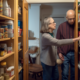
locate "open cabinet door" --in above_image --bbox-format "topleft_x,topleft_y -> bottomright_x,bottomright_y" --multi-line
74,0 -> 78,80
23,0 -> 29,80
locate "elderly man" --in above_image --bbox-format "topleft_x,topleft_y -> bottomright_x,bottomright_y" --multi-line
56,10 -> 75,80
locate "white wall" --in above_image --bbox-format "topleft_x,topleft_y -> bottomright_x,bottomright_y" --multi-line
29,4 -> 41,64
27,0 -> 75,3
29,4 -> 40,47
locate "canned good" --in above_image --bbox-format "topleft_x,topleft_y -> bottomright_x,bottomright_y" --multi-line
1,25 -> 8,38
0,28 -> 4,38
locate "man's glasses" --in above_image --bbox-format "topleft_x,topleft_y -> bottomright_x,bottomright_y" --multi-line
68,18 -> 75,21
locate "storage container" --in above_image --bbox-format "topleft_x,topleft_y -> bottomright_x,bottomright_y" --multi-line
0,48 -> 5,57
0,28 -> 4,38
18,42 -> 21,50
7,47 -> 12,53
6,66 -> 14,77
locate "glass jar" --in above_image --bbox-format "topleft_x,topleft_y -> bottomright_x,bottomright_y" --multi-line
0,48 -> 5,57
0,62 -> 7,74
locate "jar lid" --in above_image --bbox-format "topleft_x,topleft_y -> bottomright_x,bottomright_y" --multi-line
1,62 -> 6,66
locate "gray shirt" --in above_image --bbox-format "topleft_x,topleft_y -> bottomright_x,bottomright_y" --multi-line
40,33 -> 73,66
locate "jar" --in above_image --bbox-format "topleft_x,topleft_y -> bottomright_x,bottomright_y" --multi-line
0,62 -> 7,75
3,73 -> 9,80
78,10 -> 80,22
1,25 -> 8,38
8,25 -> 13,38
0,48 -> 5,57
1,44 -> 7,55
0,28 -> 4,38
0,0 -> 3,14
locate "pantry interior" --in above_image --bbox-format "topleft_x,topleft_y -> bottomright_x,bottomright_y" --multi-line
0,0 -> 80,80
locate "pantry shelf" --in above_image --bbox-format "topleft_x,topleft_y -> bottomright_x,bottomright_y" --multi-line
9,75 -> 15,80
0,14 -> 14,20
18,12 -> 21,15
18,67 -> 23,73
29,37 -> 37,40
0,38 -> 14,41
19,49 -> 22,52
0,52 -> 14,61
18,36 -> 22,37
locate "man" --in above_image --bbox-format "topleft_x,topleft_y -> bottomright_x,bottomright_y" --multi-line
56,10 -> 75,80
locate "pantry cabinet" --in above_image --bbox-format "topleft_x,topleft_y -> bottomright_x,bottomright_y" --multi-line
0,0 -> 29,80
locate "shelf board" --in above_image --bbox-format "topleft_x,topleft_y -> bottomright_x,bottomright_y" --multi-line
18,12 -> 21,15
9,75 -> 15,80
18,67 -> 22,73
0,52 -> 14,61
29,37 -> 37,40
18,36 -> 22,37
18,49 -> 22,52
0,37 -> 14,41
0,14 -> 14,20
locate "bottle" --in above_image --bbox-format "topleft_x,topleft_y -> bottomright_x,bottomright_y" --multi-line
8,5 -> 11,17
3,0 -> 9,17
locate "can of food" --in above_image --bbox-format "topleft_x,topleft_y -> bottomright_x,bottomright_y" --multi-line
1,25 -> 8,38
0,28 -> 4,38
0,48 -> 5,57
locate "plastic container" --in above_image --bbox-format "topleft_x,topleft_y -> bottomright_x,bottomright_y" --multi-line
0,48 -> 5,57
6,66 -> 14,77
0,0 -> 3,14
8,25 -> 13,38
1,44 -> 7,55
18,42 -> 21,50
8,5 -> 11,17
7,47 -> 12,53
0,62 -> 7,74
19,29 -> 22,36
0,76 -> 4,80
0,28 -> 4,38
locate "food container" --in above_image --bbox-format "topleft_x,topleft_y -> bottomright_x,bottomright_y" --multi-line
1,44 -> 7,55
18,42 -> 21,50
0,62 -> 7,74
1,25 -> 8,38
7,47 -> 12,53
0,0 -> 3,14
0,28 -> 4,38
0,76 -> 4,80
6,66 -> 14,77
0,48 -> 5,57
8,25 -> 14,38
19,29 -> 22,36
3,73 -> 9,80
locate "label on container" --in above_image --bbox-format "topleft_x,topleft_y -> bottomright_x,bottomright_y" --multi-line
11,70 -> 14,76
3,8 -> 9,16
8,29 -> 13,33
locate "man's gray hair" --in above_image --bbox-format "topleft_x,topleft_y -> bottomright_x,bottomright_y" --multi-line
40,17 -> 52,33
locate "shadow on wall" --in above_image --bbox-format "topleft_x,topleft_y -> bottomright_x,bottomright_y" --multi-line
40,4 -> 53,21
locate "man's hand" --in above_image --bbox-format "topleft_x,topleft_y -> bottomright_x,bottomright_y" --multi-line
59,53 -> 64,61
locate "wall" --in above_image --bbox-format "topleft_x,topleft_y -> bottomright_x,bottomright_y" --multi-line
27,0 -> 75,3
28,4 -> 41,64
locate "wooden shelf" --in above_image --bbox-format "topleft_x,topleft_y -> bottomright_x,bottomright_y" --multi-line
18,36 -> 22,37
0,14 -> 14,20
28,37 -> 37,40
18,67 -> 22,73
18,12 -> 21,15
0,37 -> 14,41
18,49 -> 22,52
0,52 -> 14,61
9,75 -> 15,80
